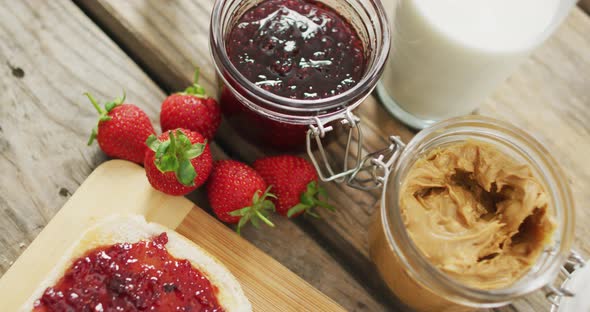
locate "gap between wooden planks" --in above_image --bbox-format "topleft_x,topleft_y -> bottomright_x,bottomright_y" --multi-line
74,1 -> 590,311
580,0 -> 590,14
0,0 -> 388,310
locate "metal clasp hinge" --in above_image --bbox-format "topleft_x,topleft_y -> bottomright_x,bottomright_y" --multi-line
307,109 -> 362,183
306,109 -> 405,190
346,136 -> 405,190
546,250 -> 586,309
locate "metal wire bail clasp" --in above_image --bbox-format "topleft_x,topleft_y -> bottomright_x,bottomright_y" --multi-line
546,250 -> 586,309
306,109 -> 406,190
306,109 -> 362,183
346,136 -> 405,191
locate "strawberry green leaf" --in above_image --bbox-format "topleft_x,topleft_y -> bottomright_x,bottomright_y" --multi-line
236,214 -> 251,235
229,206 -> 250,217
87,127 -> 98,146
176,159 -> 196,186
84,92 -> 126,146
176,132 -> 192,147
255,210 -> 274,227
318,187 -> 328,198
262,200 -> 275,211
287,203 -> 309,218
184,143 -> 205,159
181,68 -> 208,98
149,130 -> 206,186
230,186 -> 276,235
251,216 -> 261,229
288,181 -> 335,218
85,92 -> 104,115
252,190 -> 260,204
155,141 -> 170,159
158,154 -> 179,172
169,130 -> 178,151
104,101 -> 117,112
307,181 -> 317,194
104,92 -> 125,112
301,193 -> 314,206
146,135 -> 159,152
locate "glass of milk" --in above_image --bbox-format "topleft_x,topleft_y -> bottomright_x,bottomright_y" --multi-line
376,0 -> 577,129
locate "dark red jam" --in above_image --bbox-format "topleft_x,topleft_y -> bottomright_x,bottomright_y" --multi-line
219,0 -> 364,150
33,233 -> 224,312
227,0 -> 366,99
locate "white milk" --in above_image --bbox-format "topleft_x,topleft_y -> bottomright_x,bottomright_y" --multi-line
377,0 -> 572,128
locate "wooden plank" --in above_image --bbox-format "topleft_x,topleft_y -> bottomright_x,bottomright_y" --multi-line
75,0 -> 590,310
0,160 -> 344,311
0,1 -> 387,310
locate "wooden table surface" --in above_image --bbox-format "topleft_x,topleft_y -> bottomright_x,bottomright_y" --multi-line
1,1 -> 589,311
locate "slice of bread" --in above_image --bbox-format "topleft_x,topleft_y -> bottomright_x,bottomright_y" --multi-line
20,214 -> 251,312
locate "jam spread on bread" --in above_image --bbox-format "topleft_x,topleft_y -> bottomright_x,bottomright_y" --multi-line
33,233 -> 224,311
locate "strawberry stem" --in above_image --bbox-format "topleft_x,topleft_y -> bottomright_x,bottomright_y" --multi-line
182,68 -> 207,98
286,181 -> 334,218
85,92 -> 124,146
255,211 -> 275,227
194,68 -> 200,84
85,92 -> 104,114
146,130 -> 206,186
230,186 -> 276,234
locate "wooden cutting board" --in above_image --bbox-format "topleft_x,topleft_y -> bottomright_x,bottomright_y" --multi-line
0,160 -> 344,311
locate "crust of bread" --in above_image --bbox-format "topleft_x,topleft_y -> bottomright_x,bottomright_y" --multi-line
20,214 -> 251,312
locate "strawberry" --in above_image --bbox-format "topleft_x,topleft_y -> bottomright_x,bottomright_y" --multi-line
253,155 -> 334,218
144,129 -> 213,196
160,69 -> 221,140
207,160 -> 275,234
85,92 -> 155,164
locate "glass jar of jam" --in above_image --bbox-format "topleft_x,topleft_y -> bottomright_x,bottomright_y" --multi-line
210,0 -> 390,151
366,116 -> 577,311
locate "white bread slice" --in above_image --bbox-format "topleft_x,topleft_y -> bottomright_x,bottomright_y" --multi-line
20,214 -> 252,312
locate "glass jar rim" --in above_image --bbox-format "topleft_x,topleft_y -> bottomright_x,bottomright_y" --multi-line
381,115 -> 575,307
209,0 -> 391,114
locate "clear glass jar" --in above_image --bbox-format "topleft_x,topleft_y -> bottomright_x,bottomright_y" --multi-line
210,0 -> 390,150
369,116 -> 575,311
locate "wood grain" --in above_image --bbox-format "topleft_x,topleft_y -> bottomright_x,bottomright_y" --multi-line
75,0 -> 590,310
0,1 -> 387,310
0,0 -> 161,271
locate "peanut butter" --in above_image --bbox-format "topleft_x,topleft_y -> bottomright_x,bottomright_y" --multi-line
401,141 -> 555,289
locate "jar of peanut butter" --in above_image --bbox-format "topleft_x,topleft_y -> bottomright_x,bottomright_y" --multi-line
362,116 -> 577,311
